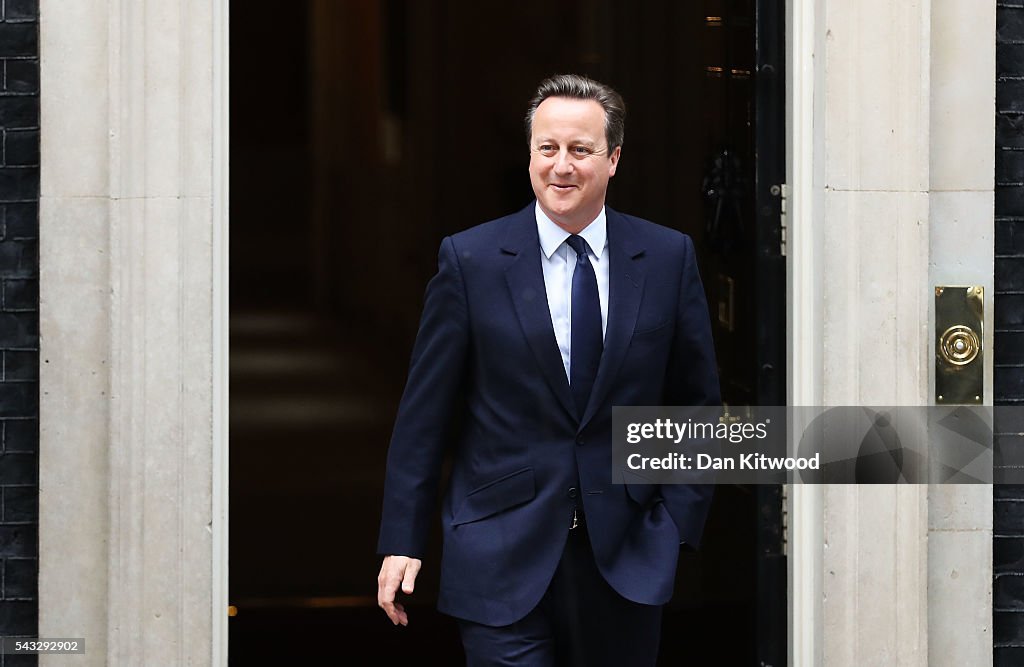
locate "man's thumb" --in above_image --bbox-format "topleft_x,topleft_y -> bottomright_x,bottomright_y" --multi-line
402,561 -> 420,594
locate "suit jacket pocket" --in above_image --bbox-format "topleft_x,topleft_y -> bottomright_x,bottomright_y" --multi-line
631,319 -> 671,343
451,467 -> 535,526
622,469 -> 658,507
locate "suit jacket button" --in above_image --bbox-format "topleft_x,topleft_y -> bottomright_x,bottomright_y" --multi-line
576,436 -> 584,446
568,487 -> 578,499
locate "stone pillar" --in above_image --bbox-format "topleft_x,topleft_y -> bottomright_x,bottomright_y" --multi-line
789,0 -> 994,664
818,1 -> 931,663
926,0 -> 995,664
38,0 -> 227,664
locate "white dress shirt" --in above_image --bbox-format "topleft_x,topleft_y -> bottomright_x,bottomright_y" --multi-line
535,203 -> 610,383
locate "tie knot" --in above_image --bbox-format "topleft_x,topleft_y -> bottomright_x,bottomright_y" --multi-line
566,234 -> 590,260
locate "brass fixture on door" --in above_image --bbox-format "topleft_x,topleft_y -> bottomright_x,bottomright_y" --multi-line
935,286 -> 983,404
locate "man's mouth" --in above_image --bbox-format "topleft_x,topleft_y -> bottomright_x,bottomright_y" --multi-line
550,183 -> 576,191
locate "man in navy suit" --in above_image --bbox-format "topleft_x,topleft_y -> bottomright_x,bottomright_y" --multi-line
377,74 -> 720,665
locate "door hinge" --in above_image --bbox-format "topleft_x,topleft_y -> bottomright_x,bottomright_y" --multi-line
776,183 -> 788,257
780,483 -> 788,556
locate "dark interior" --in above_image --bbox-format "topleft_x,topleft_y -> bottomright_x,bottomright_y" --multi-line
229,1 -> 765,663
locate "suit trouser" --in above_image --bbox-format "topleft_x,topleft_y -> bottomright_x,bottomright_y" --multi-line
455,524 -> 663,667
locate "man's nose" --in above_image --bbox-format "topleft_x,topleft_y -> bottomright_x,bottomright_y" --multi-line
553,150 -> 573,174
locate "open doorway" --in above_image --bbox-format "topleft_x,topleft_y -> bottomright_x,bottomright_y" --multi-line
228,1 -> 784,663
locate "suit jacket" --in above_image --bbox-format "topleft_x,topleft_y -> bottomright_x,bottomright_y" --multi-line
377,202 -> 721,626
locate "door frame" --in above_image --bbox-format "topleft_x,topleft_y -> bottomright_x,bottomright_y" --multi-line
754,0 -> 788,664
34,0 -> 817,663
204,1 -> 811,664
213,0 -> 231,663
786,0 -> 823,664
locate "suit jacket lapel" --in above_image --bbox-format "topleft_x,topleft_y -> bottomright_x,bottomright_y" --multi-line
502,206 -> 577,421
579,208 -> 646,431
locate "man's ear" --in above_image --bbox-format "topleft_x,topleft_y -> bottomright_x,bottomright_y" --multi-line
608,146 -> 622,177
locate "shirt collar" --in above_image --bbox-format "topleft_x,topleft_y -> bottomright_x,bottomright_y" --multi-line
535,202 -> 607,261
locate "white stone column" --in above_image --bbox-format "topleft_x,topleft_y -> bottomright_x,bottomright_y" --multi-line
926,1 -> 995,664
808,3 -> 932,665
789,0 -> 994,664
38,0 -> 227,664
818,3 -> 932,663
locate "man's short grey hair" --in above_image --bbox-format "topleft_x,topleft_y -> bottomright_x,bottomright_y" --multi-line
525,74 -> 626,153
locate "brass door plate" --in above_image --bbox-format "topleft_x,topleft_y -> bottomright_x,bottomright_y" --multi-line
935,286 -> 983,404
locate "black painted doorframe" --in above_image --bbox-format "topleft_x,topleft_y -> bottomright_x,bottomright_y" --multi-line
754,0 -> 787,665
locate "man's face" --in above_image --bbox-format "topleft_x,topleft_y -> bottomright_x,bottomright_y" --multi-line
528,97 -> 621,232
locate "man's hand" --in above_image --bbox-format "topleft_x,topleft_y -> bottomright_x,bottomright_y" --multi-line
377,555 -> 422,626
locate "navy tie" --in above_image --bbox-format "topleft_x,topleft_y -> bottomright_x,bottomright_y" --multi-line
566,234 -> 603,418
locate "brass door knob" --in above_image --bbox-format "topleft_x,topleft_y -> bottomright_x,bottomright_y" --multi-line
938,324 -> 980,366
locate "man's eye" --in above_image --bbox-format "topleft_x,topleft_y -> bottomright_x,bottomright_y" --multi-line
538,145 -> 557,155
572,146 -> 594,157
